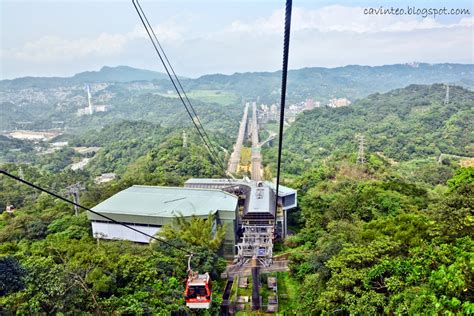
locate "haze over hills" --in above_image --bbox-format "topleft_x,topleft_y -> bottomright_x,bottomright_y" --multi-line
191,63 -> 474,102
1,62 -> 473,132
0,66 -> 171,89
2,63 -> 473,98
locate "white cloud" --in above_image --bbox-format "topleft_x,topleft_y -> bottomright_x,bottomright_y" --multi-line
226,5 -> 472,35
2,22 -> 184,63
1,4 -> 472,78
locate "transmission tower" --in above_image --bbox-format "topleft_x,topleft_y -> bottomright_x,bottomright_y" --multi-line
18,166 -> 25,180
182,130 -> 187,148
357,135 -> 366,164
444,84 -> 449,105
67,183 -> 84,216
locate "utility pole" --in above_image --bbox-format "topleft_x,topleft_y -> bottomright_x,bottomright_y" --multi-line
67,183 -> 84,216
444,84 -> 450,105
357,135 -> 366,165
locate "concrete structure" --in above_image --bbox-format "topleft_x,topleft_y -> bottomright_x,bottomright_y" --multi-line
184,178 -> 297,266
77,85 -> 110,116
228,103 -> 249,174
184,178 -> 296,238
250,102 -> 263,181
87,185 -> 239,258
87,85 -> 93,115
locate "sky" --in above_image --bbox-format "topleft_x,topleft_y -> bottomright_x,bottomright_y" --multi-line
1,0 -> 473,79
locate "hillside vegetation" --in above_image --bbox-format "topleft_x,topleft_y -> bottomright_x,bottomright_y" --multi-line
286,158 -> 473,314
0,76 -> 472,314
265,84 -> 474,174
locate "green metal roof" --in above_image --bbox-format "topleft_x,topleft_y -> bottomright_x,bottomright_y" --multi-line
91,185 -> 238,218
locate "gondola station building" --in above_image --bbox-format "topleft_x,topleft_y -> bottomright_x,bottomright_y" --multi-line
88,185 -> 239,257
87,180 -> 297,259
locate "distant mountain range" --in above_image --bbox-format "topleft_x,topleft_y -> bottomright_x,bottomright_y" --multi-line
2,63 -> 473,103
0,66 -> 171,89
187,63 -> 474,102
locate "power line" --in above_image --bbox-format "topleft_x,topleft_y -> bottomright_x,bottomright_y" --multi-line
135,0 -> 219,161
275,0 -> 292,211
0,169 -> 192,255
132,0 -> 229,176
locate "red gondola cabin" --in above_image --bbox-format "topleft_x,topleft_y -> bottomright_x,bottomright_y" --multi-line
185,272 -> 212,309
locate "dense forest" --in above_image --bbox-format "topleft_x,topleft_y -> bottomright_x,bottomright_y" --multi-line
1,78 -> 473,314
0,131 -> 227,314
264,84 -> 474,175
286,157 -> 473,314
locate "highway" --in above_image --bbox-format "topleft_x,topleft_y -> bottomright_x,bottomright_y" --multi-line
227,101 -> 263,181
250,102 -> 263,181
227,103 -> 249,174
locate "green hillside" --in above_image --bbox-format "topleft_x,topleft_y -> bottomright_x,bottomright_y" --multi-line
265,84 -> 474,174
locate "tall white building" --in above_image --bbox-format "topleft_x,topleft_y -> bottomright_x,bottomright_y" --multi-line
87,85 -> 93,115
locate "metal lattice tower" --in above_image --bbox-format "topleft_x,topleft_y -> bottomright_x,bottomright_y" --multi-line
235,225 -> 274,267
67,183 -> 84,216
444,84 -> 450,105
357,135 -> 366,164
182,130 -> 187,148
18,167 -> 25,180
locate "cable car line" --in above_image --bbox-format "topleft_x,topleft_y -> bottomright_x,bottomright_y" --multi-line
132,0 -> 229,175
134,0 -> 219,166
275,0 -> 292,213
0,169 -> 192,255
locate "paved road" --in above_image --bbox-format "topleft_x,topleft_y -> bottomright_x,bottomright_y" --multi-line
228,103 -> 249,174
250,102 -> 262,181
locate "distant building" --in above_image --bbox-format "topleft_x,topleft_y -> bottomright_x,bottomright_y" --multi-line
95,173 -> 117,184
328,97 -> 351,108
303,99 -> 321,111
269,104 -> 278,120
7,130 -> 60,141
88,185 -> 239,258
43,141 -> 68,154
77,85 -> 110,116
5,205 -> 15,214
94,105 -> 109,112
70,158 -> 90,171
73,147 -> 101,155
51,141 -> 68,148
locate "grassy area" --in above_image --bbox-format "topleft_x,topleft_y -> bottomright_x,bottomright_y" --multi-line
233,272 -> 299,315
236,276 -> 253,315
263,122 -> 289,135
264,122 -> 280,134
240,147 -> 252,165
276,272 -> 299,315
160,89 -> 240,105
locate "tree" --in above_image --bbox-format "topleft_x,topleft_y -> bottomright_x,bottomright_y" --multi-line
159,213 -> 226,251
0,256 -> 25,296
